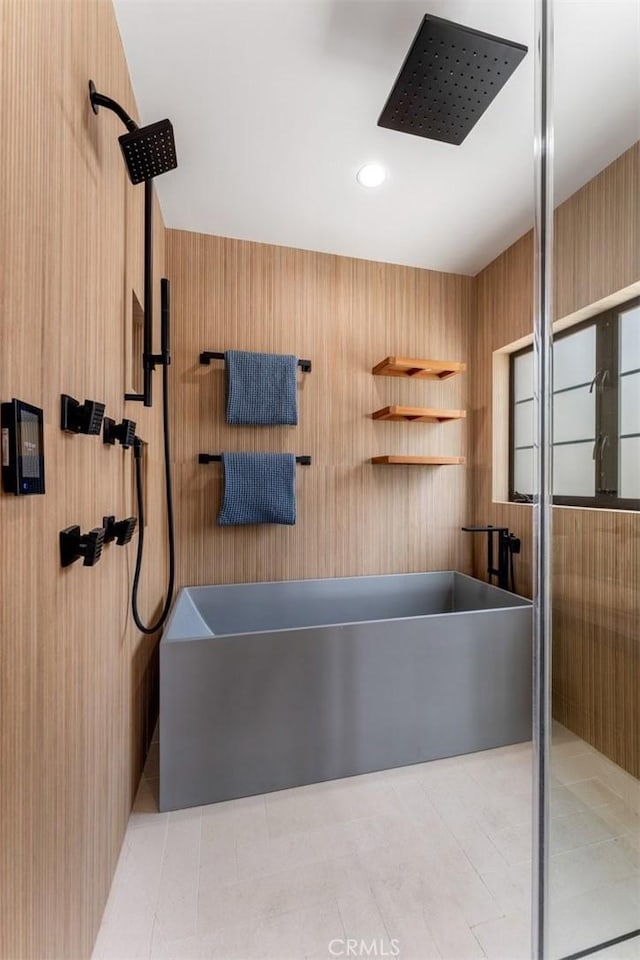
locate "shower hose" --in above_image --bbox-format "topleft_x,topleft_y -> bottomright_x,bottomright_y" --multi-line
131,359 -> 175,635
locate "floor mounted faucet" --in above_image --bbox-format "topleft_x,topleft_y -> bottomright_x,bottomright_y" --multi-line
462,525 -> 521,592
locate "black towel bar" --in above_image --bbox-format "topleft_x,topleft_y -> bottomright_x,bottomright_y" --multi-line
199,351 -> 312,373
199,454 -> 311,465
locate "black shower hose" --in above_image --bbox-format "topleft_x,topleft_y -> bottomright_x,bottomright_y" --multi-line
131,360 -> 175,635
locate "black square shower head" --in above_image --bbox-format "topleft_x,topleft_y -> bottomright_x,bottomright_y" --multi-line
378,15 -> 528,146
118,119 -> 178,184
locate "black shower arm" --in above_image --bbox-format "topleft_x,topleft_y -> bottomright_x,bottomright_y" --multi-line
89,80 -> 154,406
89,81 -> 138,133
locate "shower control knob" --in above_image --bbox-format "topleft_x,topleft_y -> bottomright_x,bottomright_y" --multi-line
60,395 -> 106,435
102,515 -> 137,546
59,525 -> 106,568
103,417 -> 137,449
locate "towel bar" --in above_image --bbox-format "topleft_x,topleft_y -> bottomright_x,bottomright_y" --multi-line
199,351 -> 312,373
199,454 -> 311,465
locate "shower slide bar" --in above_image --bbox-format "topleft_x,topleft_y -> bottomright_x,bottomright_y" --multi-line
198,454 -> 311,465
199,351 -> 312,373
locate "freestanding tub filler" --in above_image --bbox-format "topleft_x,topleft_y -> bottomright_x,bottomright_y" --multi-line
160,571 -> 532,811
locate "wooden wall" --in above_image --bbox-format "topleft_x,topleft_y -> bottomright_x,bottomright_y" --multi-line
471,144 -> 640,776
0,3 -> 167,958
166,231 -> 474,587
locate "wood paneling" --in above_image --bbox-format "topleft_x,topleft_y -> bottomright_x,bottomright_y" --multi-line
554,144 -> 640,321
471,144 -> 640,777
0,3 -> 167,957
166,231 -> 473,588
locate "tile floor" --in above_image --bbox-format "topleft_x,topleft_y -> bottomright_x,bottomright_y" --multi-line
92,723 -> 640,960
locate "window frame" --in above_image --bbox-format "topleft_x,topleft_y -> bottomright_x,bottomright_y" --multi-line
508,298 -> 640,511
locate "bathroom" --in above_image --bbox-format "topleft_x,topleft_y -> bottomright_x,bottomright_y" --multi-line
0,1 -> 638,959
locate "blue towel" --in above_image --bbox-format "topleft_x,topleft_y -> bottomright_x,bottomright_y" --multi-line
225,350 -> 298,425
218,453 -> 296,526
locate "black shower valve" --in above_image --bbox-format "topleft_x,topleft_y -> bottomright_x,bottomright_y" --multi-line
102,515 -> 137,546
103,416 -> 137,449
60,394 -> 105,435
60,525 -> 105,568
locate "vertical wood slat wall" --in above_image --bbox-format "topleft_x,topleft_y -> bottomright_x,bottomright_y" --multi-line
471,143 -> 640,777
0,4 -> 167,958
166,230 -> 474,587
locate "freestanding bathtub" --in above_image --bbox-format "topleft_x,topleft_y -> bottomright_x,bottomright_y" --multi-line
160,571 -> 532,811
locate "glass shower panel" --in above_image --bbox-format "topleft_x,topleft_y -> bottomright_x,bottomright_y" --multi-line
546,0 -> 640,957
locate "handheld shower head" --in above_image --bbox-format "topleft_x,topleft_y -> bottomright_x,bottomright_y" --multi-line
88,80 -> 177,183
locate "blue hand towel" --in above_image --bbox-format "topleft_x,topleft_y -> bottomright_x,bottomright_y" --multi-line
225,350 -> 298,425
218,453 -> 296,526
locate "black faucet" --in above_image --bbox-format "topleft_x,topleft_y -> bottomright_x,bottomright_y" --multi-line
462,525 -> 521,591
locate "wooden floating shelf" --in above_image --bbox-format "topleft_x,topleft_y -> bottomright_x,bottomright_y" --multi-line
371,456 -> 466,466
372,405 -> 466,423
372,356 -> 467,380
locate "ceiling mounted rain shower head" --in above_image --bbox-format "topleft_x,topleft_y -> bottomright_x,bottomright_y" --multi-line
378,15 -> 527,146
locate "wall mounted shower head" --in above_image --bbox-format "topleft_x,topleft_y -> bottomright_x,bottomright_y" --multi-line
88,80 -> 177,183
378,15 -> 527,146
90,80 -> 177,406
118,121 -> 177,185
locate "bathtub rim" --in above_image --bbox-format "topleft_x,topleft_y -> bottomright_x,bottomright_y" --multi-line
162,570 -> 532,644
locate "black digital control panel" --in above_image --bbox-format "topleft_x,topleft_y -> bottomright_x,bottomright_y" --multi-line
1,399 -> 45,495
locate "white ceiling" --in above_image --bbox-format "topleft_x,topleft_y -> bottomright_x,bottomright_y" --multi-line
114,0 -> 640,276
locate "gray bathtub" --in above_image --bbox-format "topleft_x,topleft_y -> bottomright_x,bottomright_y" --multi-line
160,571 -> 532,811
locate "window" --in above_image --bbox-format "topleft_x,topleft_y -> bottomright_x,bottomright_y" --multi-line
509,297 -> 640,510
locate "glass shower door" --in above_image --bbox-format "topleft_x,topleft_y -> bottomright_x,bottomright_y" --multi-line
533,1 -> 640,957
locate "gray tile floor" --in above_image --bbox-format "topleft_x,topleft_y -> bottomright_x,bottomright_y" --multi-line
92,723 -> 640,960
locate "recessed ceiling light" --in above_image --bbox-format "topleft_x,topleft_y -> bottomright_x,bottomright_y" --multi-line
356,162 -> 387,188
